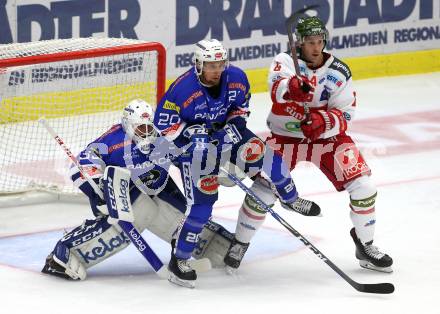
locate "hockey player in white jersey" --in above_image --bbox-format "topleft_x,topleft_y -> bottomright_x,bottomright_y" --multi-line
41,99 -> 234,281
224,16 -> 393,273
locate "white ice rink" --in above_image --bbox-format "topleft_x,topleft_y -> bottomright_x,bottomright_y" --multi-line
1,72 -> 440,314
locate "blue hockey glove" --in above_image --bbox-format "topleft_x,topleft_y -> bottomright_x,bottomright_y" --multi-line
211,123 -> 242,149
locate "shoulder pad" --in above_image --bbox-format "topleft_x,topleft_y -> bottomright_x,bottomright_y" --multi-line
329,58 -> 352,80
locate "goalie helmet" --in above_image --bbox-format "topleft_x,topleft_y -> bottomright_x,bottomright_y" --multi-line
121,99 -> 157,149
295,16 -> 329,44
193,39 -> 228,75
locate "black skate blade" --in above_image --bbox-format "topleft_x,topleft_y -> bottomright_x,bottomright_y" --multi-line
168,273 -> 195,289
357,282 -> 395,294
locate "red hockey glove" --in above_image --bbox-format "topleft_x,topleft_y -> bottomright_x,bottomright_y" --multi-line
300,111 -> 335,141
287,75 -> 314,102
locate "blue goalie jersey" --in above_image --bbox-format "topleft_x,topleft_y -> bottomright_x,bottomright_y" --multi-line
70,124 -> 169,201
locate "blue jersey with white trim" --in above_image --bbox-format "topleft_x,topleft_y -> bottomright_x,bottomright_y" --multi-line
153,65 -> 251,146
71,124 -> 169,198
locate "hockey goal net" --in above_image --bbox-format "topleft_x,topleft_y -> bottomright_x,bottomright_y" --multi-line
0,38 -> 166,197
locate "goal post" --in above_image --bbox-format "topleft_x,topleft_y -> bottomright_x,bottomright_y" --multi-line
0,38 -> 166,199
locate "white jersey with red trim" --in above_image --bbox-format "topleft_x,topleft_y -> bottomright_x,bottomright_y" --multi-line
267,51 -> 356,139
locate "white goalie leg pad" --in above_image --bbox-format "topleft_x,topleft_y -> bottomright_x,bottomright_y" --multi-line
345,175 -> 377,244
130,194 -> 185,242
64,218 -> 131,269
52,242 -> 87,280
192,220 -> 234,268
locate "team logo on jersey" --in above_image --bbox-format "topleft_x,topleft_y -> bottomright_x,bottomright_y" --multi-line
197,175 -> 219,195
239,137 -> 265,163
140,169 -> 161,186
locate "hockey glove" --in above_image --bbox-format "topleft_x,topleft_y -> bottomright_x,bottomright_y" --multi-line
210,123 -> 242,151
287,75 -> 314,102
300,111 -> 335,141
183,124 -> 209,153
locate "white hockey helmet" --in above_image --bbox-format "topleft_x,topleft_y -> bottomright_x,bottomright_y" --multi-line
193,39 -> 228,75
121,99 -> 157,148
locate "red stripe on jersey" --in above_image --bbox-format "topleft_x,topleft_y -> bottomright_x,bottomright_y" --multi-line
162,123 -> 182,137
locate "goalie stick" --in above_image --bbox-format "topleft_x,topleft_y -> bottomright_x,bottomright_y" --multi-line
39,118 -> 211,278
213,160 -> 394,294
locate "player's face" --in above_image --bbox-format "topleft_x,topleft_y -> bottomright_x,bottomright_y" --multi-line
301,35 -> 325,66
200,60 -> 226,86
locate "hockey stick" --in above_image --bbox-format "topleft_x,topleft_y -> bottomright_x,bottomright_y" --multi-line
285,6 -> 319,123
217,165 -> 394,294
39,118 -> 169,278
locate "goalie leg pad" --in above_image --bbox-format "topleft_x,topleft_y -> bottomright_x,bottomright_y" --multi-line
60,217 -> 130,269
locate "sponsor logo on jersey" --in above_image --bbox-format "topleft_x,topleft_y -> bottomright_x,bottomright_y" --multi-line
330,60 -> 351,80
76,231 -> 129,264
239,137 -> 265,163
285,121 -> 301,132
194,107 -> 228,120
183,90 -> 203,108
327,74 -> 342,87
228,82 -> 246,92
163,100 -> 180,113
197,175 -> 219,195
319,77 -> 326,84
195,102 -> 208,110
108,140 -> 131,153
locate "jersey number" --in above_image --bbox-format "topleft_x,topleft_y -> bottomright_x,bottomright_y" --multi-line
157,113 -> 180,126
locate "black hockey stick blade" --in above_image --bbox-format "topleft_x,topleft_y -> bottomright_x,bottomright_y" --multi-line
356,282 -> 395,294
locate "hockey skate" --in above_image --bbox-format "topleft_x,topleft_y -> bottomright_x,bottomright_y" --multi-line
41,253 -> 79,280
280,197 -> 321,216
223,237 -> 250,274
350,228 -> 393,273
168,254 -> 197,289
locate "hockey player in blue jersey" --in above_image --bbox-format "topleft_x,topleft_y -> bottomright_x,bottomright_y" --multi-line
42,99 -> 235,280
154,39 -> 320,288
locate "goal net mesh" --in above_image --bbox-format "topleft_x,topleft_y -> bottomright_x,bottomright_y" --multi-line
0,38 -> 165,195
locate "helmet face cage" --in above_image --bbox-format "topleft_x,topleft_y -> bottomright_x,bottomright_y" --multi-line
121,99 -> 157,148
295,16 -> 329,44
193,39 -> 228,75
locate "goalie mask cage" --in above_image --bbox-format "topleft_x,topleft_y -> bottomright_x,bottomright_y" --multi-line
0,38 -> 166,199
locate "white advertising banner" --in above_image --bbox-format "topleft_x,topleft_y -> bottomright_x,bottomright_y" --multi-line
1,0 -> 440,77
